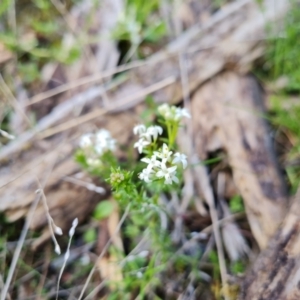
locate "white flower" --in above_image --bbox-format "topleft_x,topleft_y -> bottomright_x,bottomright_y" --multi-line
95,139 -> 115,155
103,137 -> 116,151
133,124 -> 146,136
158,103 -> 191,121
96,129 -> 110,141
175,107 -> 191,120
94,129 -> 116,154
156,163 -> 178,185
147,126 -> 163,141
158,104 -> 176,120
80,133 -> 93,148
164,111 -> 173,120
139,168 -> 154,183
87,158 -> 102,166
141,125 -> 163,142
141,155 -> 161,170
107,139 -> 116,150
172,152 -> 188,169
155,143 -> 172,162
95,142 -> 105,155
134,139 -> 150,153
158,103 -> 170,116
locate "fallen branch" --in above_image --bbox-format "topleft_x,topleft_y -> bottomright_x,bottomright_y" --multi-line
191,71 -> 287,249
240,189 -> 300,300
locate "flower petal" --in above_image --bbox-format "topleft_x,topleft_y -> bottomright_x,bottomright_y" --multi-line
156,171 -> 164,178
168,166 -> 177,173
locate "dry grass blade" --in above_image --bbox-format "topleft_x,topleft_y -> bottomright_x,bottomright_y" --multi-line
191,154 -> 228,299
0,155 -> 57,300
24,60 -> 149,107
39,76 -> 176,139
38,187 -> 63,254
200,212 -> 245,235
217,173 -> 249,262
55,218 -> 78,300
83,280 -> 107,300
0,192 -> 42,300
0,74 -> 32,129
62,176 -> 105,194
78,204 -> 131,300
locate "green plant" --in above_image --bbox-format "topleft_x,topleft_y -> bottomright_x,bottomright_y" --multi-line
258,0 -> 300,195
0,0 -> 81,84
269,96 -> 300,193
229,195 -> 244,214
264,0 -> 300,91
75,102 -> 192,298
112,0 -> 166,60
230,260 -> 246,275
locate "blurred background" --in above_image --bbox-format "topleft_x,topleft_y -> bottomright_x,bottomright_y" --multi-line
1,0 -> 300,299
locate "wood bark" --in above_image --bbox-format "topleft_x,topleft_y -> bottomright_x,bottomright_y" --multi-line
191,71 -> 288,249
239,189 -> 300,300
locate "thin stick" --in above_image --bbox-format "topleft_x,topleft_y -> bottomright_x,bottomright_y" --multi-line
62,176 -> 105,194
178,51 -> 195,210
200,212 -> 245,235
78,204 -> 131,300
0,274 -> 11,300
209,203 -> 228,294
0,160 -> 57,300
83,280 -> 107,300
24,60 -> 149,107
39,76 -> 176,139
0,74 -> 33,129
55,218 -> 78,300
192,156 -> 228,299
36,245 -> 51,300
0,193 -> 41,300
38,187 -> 63,254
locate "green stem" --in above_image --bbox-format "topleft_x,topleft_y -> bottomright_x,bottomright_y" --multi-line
168,122 -> 178,148
166,122 -> 172,147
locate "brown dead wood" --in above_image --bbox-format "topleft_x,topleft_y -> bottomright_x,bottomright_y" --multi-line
239,189 -> 300,300
191,71 -> 288,249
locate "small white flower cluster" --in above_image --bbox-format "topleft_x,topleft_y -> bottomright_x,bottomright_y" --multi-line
80,129 -> 116,154
158,103 -> 191,121
79,129 -> 116,166
139,143 -> 187,185
133,124 -> 163,153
